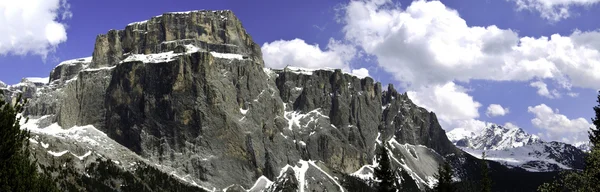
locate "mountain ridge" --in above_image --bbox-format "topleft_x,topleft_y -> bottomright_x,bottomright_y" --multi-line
447,124 -> 540,150
0,9 -> 567,191
447,124 -> 586,172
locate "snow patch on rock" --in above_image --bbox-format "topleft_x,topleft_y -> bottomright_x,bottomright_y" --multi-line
209,52 -> 244,60
72,151 -> 92,160
283,103 -> 329,131
24,77 -> 49,84
56,57 -> 93,67
248,176 -> 273,192
275,160 -> 345,192
280,66 -> 369,79
351,165 -> 374,181
47,150 -> 69,157
240,108 -> 249,115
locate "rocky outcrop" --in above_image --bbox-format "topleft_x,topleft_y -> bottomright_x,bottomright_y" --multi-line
58,67 -> 114,131
382,85 -> 459,156
274,68 -> 382,172
1,79 -> 49,114
23,116 -> 208,192
49,57 -> 92,84
91,10 -> 262,68
102,51 -> 275,187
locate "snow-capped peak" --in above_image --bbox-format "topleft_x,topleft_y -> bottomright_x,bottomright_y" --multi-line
574,142 -> 592,152
448,124 -> 586,172
447,124 -> 540,150
24,77 -> 50,84
446,128 -> 475,143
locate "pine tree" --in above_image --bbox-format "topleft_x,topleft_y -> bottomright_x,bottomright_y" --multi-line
587,91 -> 600,183
0,91 -> 58,192
434,161 -> 455,192
590,91 -> 600,146
480,152 -> 492,192
399,169 -> 420,192
538,91 -> 600,192
374,145 -> 396,192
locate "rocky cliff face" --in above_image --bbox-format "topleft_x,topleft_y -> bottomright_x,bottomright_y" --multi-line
91,10 -> 262,68
381,85 -> 459,156
6,10 -> 561,192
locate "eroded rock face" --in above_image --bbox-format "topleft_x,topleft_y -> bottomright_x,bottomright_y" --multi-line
381,85 -> 459,156
55,66 -> 113,132
94,53 -> 386,188
274,69 -> 382,173
102,52 -> 277,187
49,57 -> 92,83
91,10 -> 262,68
1,79 -> 53,116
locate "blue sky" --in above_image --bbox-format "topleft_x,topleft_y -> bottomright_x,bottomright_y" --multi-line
1,0 -> 600,146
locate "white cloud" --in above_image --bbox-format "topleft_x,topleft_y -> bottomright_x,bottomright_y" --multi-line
449,120 -> 524,135
452,119 -> 493,133
261,38 -> 369,77
511,0 -> 600,21
503,122 -> 521,130
407,82 -> 482,128
351,68 -> 370,78
338,0 -> 600,134
262,38 -> 350,70
0,0 -> 71,59
486,104 -> 510,117
341,0 -> 600,91
530,80 -> 561,98
528,103 -> 592,144
567,92 -> 579,97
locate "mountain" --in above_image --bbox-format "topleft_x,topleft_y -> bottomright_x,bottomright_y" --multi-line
448,124 -> 586,172
1,10 -> 564,191
575,142 -> 592,152
447,124 -> 541,150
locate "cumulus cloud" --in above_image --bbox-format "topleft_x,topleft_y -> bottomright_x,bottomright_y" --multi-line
407,82 -> 482,128
452,119 -> 493,133
528,103 -> 592,144
530,80 -> 561,98
262,38 -> 352,70
503,122 -> 521,130
338,0 -> 600,132
350,68 -> 370,78
261,38 -> 369,77
450,120 -> 524,135
0,0 -> 71,59
511,0 -> 600,21
341,0 -> 600,90
486,104 -> 510,117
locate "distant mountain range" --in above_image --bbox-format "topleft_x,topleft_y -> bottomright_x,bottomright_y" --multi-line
447,124 -> 587,172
